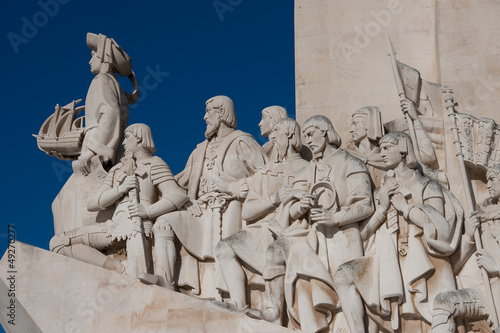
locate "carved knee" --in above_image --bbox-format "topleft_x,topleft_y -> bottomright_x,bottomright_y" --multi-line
215,239 -> 235,261
49,233 -> 71,253
333,263 -> 356,286
153,218 -> 174,241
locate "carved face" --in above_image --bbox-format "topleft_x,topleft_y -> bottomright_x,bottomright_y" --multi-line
487,175 -> 500,201
270,123 -> 289,162
303,126 -> 326,154
350,115 -> 368,144
204,102 -> 221,139
380,141 -> 403,169
123,131 -> 142,154
259,112 -> 273,138
89,51 -> 102,75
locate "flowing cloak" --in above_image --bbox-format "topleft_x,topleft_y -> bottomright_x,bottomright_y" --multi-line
164,129 -> 267,292
268,149 -> 374,332
350,170 -> 463,326
81,72 -> 129,164
454,200 -> 500,320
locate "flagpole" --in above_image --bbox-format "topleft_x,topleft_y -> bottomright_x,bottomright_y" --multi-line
443,87 -> 499,329
387,37 -> 422,161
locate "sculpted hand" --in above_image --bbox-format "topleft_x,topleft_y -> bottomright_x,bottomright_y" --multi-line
118,175 -> 138,196
477,205 -> 500,222
211,177 -> 231,194
464,211 -> 480,240
280,189 -> 305,206
49,150 -> 72,161
400,98 -> 419,121
78,151 -> 95,176
391,192 -> 407,213
310,208 -> 335,226
476,250 -> 500,277
378,178 -> 398,197
298,194 -> 315,215
185,200 -> 203,217
128,202 -> 149,219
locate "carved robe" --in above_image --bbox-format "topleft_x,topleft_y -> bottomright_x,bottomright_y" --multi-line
265,149 -> 374,332
163,129 -> 267,294
352,170 -> 463,330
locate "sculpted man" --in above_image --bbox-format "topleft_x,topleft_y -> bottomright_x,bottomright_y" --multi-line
149,96 -> 268,294
340,132 -> 463,332
49,124 -> 188,276
346,100 -> 438,187
258,105 -> 288,156
257,115 -> 374,332
52,33 -> 140,234
215,118 -> 309,312
78,32 -> 139,174
432,163 -> 500,333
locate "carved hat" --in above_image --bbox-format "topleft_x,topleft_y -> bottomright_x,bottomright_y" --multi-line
86,33 -> 139,105
87,33 -> 133,77
352,106 -> 384,141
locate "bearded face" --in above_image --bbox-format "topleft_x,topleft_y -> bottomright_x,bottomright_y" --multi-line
270,124 -> 290,163
204,103 -> 222,139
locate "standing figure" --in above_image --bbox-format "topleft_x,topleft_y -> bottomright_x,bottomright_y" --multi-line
432,163 -> 500,333
258,105 -> 288,157
52,33 -> 139,234
257,115 -> 374,332
149,96 -> 267,296
78,32 -> 139,174
49,124 -> 188,277
215,118 -> 309,313
341,132 -> 462,332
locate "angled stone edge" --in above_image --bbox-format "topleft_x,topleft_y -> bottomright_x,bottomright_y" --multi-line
0,242 -> 294,333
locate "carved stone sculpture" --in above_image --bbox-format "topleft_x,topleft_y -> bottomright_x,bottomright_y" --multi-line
49,124 -> 189,278
215,118 -> 309,313
341,131 -> 463,332
254,115 -> 374,332
150,96 -> 268,296
258,105 -> 288,157
51,33 -> 139,234
432,163 -> 500,333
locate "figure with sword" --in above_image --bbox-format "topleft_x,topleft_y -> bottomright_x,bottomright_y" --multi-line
49,124 -> 189,277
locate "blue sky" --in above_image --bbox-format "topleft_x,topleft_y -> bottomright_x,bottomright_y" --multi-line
0,0 -> 294,251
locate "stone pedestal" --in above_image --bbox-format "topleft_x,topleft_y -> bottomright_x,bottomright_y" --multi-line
0,242 -> 294,333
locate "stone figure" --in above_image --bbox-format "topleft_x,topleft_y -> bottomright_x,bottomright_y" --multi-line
51,33 -> 140,234
49,124 -> 188,277
432,163 -> 500,333
78,32 -> 139,174
345,100 -> 438,187
258,105 -> 288,157
215,118 -> 309,312
149,96 -> 268,295
255,115 -> 374,332
341,132 -> 463,332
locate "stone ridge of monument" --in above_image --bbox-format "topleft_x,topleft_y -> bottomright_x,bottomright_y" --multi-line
0,242 -> 294,333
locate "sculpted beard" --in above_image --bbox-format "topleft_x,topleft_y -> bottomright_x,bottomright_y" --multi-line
271,139 -> 288,163
205,119 -> 220,139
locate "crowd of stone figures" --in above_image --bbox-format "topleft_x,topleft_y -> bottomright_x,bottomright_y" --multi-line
38,33 -> 500,333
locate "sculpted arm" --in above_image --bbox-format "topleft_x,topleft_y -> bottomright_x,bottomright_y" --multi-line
88,168 -> 136,211
148,180 -> 190,218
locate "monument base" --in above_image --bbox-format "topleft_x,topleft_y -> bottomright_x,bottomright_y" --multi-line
0,242 -> 294,333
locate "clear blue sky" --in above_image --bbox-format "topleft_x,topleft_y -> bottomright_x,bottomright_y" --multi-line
0,0 -> 294,251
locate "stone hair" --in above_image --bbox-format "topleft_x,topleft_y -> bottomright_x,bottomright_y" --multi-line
125,123 -> 156,154
379,131 -> 417,169
487,163 -> 500,179
353,106 -> 384,141
303,115 -> 342,147
273,118 -> 302,151
206,95 -> 237,129
262,106 -> 288,123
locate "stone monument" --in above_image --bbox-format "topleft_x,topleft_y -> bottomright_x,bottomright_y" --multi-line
4,1 -> 500,332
